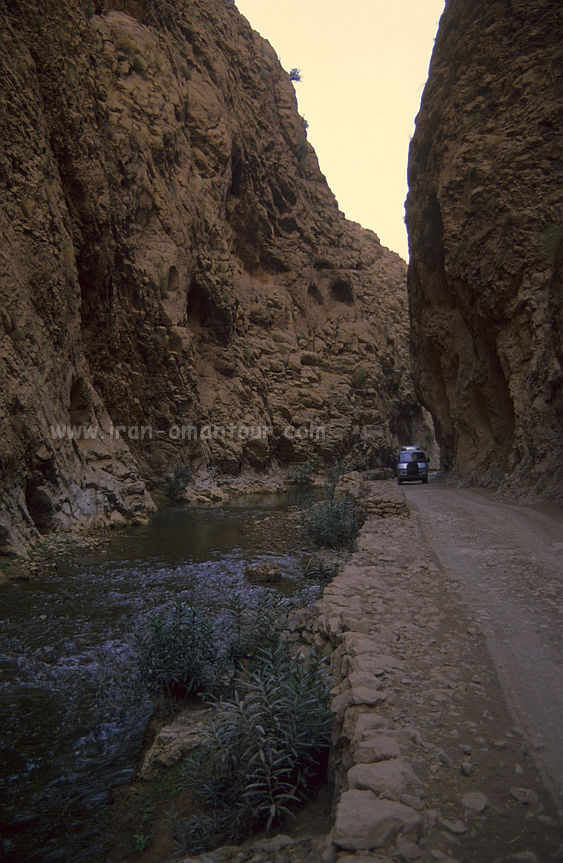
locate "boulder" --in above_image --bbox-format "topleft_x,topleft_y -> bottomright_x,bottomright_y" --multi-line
244,562 -> 282,584
332,789 -> 422,851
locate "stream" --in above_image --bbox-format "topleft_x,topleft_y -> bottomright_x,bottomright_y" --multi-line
0,489 -> 321,862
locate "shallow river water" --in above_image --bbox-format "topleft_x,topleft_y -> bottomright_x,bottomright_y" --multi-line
0,490 -> 319,862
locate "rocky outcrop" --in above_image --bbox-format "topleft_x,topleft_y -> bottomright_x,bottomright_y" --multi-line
0,0 -> 429,553
406,0 -> 562,502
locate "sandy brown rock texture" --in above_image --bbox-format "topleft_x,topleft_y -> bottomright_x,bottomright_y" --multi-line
0,0 -> 430,553
406,0 -> 562,503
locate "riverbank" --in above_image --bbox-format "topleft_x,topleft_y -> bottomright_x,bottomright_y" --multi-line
139,476 -> 561,863
0,467 -> 327,581
0,490 -> 326,862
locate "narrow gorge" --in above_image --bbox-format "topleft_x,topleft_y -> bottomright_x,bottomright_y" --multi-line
1,1 -> 562,862
0,0 -> 430,555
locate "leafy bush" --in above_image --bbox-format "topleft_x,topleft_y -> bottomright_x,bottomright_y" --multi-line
135,601 -> 222,698
541,222 -> 563,266
287,457 -> 320,485
297,141 -> 309,162
324,461 -> 344,500
301,497 -> 357,548
242,345 -> 254,365
351,366 -> 368,389
223,590 -> 289,661
305,552 -> 339,585
166,465 -> 192,499
176,643 -> 332,853
171,810 -> 229,856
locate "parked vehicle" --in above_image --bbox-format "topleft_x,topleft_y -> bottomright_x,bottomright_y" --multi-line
396,446 -> 428,484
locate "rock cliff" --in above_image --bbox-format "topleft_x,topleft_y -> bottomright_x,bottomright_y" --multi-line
406,0 -> 562,502
0,0 -> 428,554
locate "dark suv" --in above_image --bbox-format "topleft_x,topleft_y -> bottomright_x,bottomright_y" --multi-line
396,446 -> 428,484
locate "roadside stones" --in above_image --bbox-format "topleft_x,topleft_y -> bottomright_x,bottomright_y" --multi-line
510,787 -> 539,806
335,855 -> 392,863
312,478 -> 558,863
347,759 -> 422,800
331,672 -> 388,716
494,854 -> 539,863
440,818 -> 468,835
331,790 -> 422,851
353,734 -> 401,764
461,791 -> 487,813
342,708 -> 389,741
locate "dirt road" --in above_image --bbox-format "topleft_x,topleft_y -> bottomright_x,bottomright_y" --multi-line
406,482 -> 563,809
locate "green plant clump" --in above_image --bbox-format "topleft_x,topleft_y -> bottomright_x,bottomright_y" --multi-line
541,222 -> 563,266
297,141 -> 308,163
301,497 -> 357,548
305,552 -> 339,585
166,465 -> 192,499
175,643 -> 332,853
242,345 -> 254,365
223,590 -> 288,661
351,366 -> 368,389
324,461 -> 344,500
135,601 -> 221,698
287,457 -> 319,485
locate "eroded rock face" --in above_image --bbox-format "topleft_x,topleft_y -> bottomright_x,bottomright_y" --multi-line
406,0 -> 562,502
1,0 -> 428,551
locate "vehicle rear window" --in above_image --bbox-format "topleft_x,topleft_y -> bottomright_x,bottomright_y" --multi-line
398,451 -> 426,462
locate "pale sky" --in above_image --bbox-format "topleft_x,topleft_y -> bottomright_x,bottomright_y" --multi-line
234,0 -> 445,261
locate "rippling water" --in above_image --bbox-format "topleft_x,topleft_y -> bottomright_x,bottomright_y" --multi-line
0,490 -> 320,862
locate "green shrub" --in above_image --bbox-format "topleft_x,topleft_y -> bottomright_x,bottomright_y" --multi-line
305,552 -> 339,585
301,497 -> 357,548
541,222 -> 563,266
176,643 -> 332,853
172,811 -> 228,856
135,601 -> 221,698
223,591 -> 288,661
166,465 -> 192,499
351,366 -> 368,389
324,462 -> 344,500
297,141 -> 308,163
287,458 -> 319,485
242,345 -> 254,365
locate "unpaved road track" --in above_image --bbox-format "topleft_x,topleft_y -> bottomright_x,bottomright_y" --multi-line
406,482 -> 563,810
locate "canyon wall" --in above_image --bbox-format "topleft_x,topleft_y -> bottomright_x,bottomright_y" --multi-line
0,0 -> 427,553
406,0 -> 562,502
